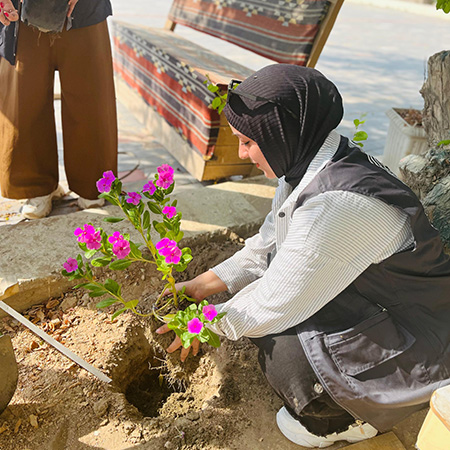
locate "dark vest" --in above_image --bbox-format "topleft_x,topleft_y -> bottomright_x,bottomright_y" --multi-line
296,137 -> 450,432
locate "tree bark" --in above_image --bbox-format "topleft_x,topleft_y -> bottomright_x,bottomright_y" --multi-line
400,50 -> 450,250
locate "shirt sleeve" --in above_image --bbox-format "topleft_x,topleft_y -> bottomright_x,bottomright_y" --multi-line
207,190 -> 413,340
210,180 -> 289,293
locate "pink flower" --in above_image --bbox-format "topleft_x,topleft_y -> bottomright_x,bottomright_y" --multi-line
202,304 -> 218,321
187,317 -> 203,334
143,181 -> 156,195
163,246 -> 182,264
74,224 -> 96,243
156,238 -> 181,264
63,257 -> 78,273
156,238 -> 176,253
126,192 -> 142,206
96,170 -> 115,193
158,164 -> 174,176
162,206 -> 177,219
112,239 -> 131,259
74,224 -> 102,250
108,231 -> 123,244
156,172 -> 173,189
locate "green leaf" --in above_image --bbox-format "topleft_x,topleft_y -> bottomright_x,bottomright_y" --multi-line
353,131 -> 368,141
129,241 -> 142,259
83,283 -> 104,291
147,202 -> 162,214
76,254 -> 84,266
73,282 -> 89,289
124,299 -> 139,309
181,332 -> 196,348
211,97 -> 222,110
205,328 -> 221,348
165,183 -> 175,195
154,222 -> 166,235
96,298 -> 118,309
89,290 -> 108,298
207,84 -> 219,93
103,217 -> 124,223
437,139 -> 450,147
109,259 -> 133,270
143,210 -> 150,229
111,307 -> 127,320
104,278 -> 120,295
91,257 -> 112,267
85,249 -> 98,259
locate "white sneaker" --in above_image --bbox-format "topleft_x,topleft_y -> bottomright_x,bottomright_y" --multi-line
21,185 -> 66,219
78,197 -> 105,209
276,406 -> 378,448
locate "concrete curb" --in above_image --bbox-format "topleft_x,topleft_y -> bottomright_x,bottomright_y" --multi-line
0,176 -> 276,316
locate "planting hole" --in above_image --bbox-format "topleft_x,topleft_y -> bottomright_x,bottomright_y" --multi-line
125,356 -> 185,417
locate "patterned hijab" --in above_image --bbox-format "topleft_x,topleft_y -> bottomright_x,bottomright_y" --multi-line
224,64 -> 343,187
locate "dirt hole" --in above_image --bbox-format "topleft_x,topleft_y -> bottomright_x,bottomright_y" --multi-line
125,354 -> 186,417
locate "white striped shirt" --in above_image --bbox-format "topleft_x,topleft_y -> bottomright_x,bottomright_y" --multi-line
209,131 -> 414,340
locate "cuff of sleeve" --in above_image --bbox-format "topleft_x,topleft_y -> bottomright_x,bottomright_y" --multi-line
211,258 -> 254,294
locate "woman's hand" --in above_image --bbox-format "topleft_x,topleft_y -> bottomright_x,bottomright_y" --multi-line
67,0 -> 78,17
156,324 -> 200,362
0,1 -> 19,27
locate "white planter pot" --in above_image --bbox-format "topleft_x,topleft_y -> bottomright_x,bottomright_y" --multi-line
382,108 -> 428,174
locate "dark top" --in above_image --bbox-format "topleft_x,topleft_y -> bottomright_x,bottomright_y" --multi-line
295,136 -> 450,431
0,0 -> 112,65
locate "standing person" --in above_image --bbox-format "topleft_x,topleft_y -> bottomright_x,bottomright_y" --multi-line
0,0 -> 117,219
157,64 -> 450,447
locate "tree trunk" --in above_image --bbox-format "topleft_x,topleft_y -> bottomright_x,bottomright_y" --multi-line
420,50 -> 450,147
399,50 -> 450,250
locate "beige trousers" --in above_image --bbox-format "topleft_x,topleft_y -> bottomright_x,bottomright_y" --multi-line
0,20 -> 117,200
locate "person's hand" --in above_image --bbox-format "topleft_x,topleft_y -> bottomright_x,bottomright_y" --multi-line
156,323 -> 200,362
0,1 -> 19,27
67,0 -> 78,17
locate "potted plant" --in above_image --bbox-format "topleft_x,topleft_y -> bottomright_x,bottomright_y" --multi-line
0,332 -> 18,415
383,107 -> 428,174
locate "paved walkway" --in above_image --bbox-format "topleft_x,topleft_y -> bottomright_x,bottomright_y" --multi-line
1,0 -> 449,226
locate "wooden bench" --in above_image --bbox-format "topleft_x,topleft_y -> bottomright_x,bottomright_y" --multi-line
112,0 -> 343,181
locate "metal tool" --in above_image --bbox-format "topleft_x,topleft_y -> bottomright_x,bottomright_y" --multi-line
0,281 -> 111,384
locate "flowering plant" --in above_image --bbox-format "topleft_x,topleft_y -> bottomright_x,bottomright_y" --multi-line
62,165 -> 225,348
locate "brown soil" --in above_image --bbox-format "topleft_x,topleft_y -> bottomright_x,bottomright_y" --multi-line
0,236 -> 424,450
394,108 -> 423,127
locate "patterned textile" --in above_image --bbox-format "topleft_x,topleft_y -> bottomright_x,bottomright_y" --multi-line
113,21 -> 253,157
168,0 -> 331,65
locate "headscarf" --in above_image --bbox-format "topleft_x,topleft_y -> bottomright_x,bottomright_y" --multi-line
224,64 -> 343,187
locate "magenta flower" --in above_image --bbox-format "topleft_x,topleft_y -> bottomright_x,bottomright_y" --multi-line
74,224 -> 96,243
126,192 -> 142,206
74,224 -> 102,250
202,304 -> 218,321
112,239 -> 131,259
108,231 -> 123,244
96,170 -> 116,193
156,238 -> 177,253
156,171 -> 174,189
142,181 -> 156,195
158,164 -> 174,176
63,257 -> 78,273
187,317 -> 203,334
163,246 -> 182,264
162,206 -> 177,219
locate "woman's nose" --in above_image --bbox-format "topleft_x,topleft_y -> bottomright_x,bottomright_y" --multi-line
238,144 -> 248,160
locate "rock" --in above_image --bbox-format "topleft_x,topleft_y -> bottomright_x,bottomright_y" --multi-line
81,293 -> 90,305
185,411 -> 200,421
174,417 -> 191,429
60,296 -> 77,311
93,399 -> 109,417
164,441 -> 175,449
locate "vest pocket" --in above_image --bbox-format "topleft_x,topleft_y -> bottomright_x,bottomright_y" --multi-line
325,311 -> 416,376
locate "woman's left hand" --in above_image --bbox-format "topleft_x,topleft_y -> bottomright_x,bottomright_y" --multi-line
67,0 -> 78,17
156,324 -> 200,362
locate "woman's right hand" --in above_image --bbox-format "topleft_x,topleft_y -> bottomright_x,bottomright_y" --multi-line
0,0 -> 19,26
169,271 -> 228,303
